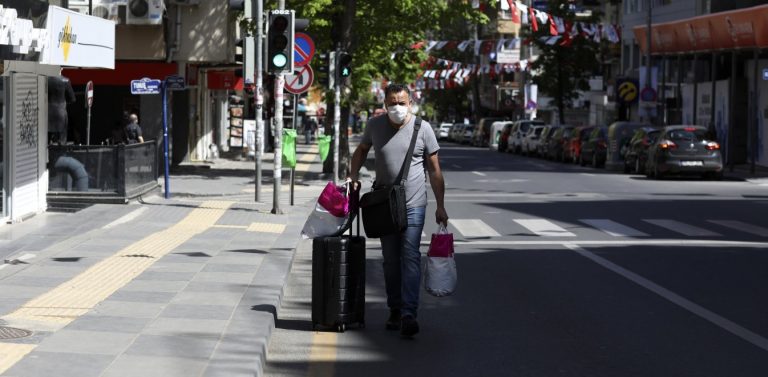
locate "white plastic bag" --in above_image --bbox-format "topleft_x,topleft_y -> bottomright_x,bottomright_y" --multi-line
424,225 -> 457,297
300,201 -> 347,239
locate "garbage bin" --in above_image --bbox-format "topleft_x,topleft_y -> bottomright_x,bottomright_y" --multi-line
317,135 -> 331,162
282,129 -> 297,168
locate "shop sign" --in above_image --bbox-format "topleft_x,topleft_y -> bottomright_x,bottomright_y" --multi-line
40,6 -> 115,69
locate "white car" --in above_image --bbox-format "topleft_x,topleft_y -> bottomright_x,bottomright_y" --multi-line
521,125 -> 546,156
508,120 -> 545,154
437,123 -> 453,140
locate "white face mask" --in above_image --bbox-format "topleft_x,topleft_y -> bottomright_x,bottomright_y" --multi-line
387,105 -> 409,124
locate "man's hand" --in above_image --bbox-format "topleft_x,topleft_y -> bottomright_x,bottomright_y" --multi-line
435,206 -> 449,227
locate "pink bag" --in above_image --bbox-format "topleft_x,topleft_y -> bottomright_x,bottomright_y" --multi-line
317,182 -> 349,218
428,225 -> 454,257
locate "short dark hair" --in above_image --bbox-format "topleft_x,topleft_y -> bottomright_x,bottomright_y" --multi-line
384,83 -> 410,99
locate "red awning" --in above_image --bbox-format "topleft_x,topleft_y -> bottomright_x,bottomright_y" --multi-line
634,4 -> 768,54
62,62 -> 178,86
207,70 -> 244,90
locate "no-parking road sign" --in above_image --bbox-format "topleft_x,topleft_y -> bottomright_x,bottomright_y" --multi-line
285,65 -> 314,94
294,32 -> 315,68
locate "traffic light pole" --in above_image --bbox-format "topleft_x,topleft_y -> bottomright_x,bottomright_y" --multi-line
272,0 -> 286,214
332,49 -> 340,182
254,0 -> 264,203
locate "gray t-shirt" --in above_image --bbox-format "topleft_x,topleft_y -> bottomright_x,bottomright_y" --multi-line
361,114 -> 440,208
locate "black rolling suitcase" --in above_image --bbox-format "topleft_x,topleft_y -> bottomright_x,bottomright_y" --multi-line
312,188 -> 365,332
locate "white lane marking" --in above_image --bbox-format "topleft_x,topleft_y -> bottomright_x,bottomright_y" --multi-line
102,207 -> 149,229
567,244 -> 768,352
0,265 -> 7,271
514,219 -> 575,237
580,219 -> 649,237
707,220 -> 768,237
451,219 -> 501,238
581,173 -> 596,177
451,164 -> 462,169
644,219 -> 721,237
472,171 -> 487,177
18,253 -> 36,261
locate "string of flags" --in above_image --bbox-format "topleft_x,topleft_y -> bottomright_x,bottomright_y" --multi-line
416,55 -> 533,90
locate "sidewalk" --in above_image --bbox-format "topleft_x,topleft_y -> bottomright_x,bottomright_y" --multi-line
0,141 -> 338,377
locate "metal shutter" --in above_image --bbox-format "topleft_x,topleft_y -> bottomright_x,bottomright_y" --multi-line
11,73 -> 40,220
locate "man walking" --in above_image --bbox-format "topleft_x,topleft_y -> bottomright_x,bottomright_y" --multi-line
348,84 -> 448,338
125,114 -> 144,144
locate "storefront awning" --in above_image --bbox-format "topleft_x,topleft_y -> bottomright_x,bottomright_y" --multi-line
634,4 -> 768,55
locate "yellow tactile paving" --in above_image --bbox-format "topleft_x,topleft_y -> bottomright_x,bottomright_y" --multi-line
4,201 -> 233,325
0,343 -> 36,374
246,222 -> 287,234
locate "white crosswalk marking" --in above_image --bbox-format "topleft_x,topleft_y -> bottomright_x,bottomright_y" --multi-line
707,220 -> 768,237
514,219 -> 575,237
451,219 -> 501,238
643,219 -> 721,237
580,219 -> 649,237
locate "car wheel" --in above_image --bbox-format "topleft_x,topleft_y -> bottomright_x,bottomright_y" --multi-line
653,165 -> 665,180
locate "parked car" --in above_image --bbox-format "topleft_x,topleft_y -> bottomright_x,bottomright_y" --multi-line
461,125 -> 476,144
645,125 -> 723,180
521,125 -> 546,156
489,121 -> 511,151
473,117 -> 505,147
537,125 -> 559,157
623,127 -> 661,174
498,122 -> 515,152
449,123 -> 465,142
509,120 -> 545,154
546,125 -> 575,161
437,123 -> 453,141
566,126 -> 595,163
579,126 -> 609,167
604,122 -> 652,171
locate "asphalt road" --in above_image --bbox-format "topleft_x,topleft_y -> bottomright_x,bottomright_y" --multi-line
264,141 -> 768,377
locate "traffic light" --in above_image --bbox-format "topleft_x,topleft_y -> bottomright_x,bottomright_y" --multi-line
337,52 -> 351,78
316,52 -> 334,88
267,10 -> 295,74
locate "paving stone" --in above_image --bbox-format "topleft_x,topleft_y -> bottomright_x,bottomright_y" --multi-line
206,254 -> 265,266
120,280 -> 188,293
2,351 -> 114,377
143,318 -> 228,339
0,276 -> 69,288
183,281 -> 248,293
100,354 -> 207,377
89,301 -> 166,319
135,271 -> 198,282
107,290 -> 177,304
192,272 -> 255,284
171,291 -> 244,307
14,265 -> 85,279
0,285 -> 50,299
34,329 -> 136,355
202,262 -> 263,273
65,315 -> 152,334
147,262 -> 205,273
160,304 -> 235,320
124,334 -> 218,359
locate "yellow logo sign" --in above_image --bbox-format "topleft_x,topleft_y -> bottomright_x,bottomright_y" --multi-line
618,81 -> 638,103
58,17 -> 77,62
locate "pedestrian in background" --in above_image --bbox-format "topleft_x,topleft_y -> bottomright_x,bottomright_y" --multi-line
304,116 -> 317,145
348,83 -> 449,338
125,114 -> 144,144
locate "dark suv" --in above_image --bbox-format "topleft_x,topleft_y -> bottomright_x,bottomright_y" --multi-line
645,125 -> 723,180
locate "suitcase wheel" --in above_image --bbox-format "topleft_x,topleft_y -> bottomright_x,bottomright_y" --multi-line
336,323 -> 346,333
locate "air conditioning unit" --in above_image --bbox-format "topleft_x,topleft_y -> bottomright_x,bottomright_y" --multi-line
126,0 -> 164,25
85,0 -> 127,24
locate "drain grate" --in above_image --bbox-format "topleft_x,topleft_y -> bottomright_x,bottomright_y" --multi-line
0,326 -> 32,340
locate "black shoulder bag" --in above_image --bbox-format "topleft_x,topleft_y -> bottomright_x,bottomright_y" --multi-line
359,117 -> 422,238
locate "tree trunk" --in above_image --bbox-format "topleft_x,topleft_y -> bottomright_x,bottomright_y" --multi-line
556,50 -> 566,124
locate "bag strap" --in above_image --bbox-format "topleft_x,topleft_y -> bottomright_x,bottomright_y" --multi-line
394,117 -> 422,186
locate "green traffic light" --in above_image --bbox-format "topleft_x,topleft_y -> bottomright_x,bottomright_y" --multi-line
341,67 -> 350,77
272,53 -> 288,68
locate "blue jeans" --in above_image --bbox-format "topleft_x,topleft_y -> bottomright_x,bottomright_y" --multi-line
380,206 -> 426,319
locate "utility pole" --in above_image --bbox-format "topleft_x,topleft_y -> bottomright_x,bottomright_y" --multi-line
272,0 -> 286,214
332,48 -> 341,182
254,0 -> 264,202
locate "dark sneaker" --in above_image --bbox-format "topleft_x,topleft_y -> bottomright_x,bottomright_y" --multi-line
400,315 -> 419,338
385,309 -> 401,330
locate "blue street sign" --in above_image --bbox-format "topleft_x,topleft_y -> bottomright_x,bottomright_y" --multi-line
131,78 -> 162,95
165,75 -> 186,91
762,68 -> 768,81
293,32 -> 315,68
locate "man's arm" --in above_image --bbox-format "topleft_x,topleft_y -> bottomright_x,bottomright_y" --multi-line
426,152 -> 449,226
348,143 -> 371,183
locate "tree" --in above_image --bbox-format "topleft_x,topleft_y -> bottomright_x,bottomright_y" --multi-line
526,0 -> 601,123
